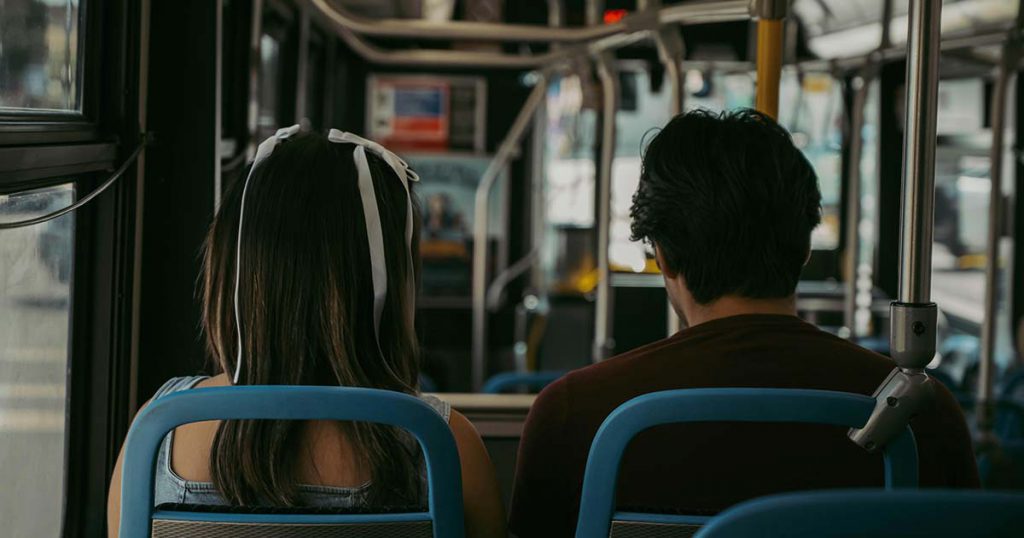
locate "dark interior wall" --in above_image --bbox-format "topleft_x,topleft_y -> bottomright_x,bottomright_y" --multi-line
137,0 -> 220,401
876,60 -> 907,301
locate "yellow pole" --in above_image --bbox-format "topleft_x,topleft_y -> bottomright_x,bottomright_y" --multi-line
756,17 -> 784,119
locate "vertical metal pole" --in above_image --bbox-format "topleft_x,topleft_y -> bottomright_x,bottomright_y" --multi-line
753,0 -> 787,119
844,2 -> 890,338
246,0 -> 265,159
843,68 -> 873,338
214,0 -> 223,209
593,51 -> 619,361
471,76 -> 549,391
524,80 -> 549,372
848,0 -> 943,453
586,0 -> 605,28
897,0 -> 941,307
547,0 -> 565,31
295,6 -> 311,122
647,0 -> 686,335
977,9 -> 1023,434
880,0 -> 894,50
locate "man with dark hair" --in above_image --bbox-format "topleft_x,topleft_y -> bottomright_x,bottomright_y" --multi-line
508,110 -> 977,537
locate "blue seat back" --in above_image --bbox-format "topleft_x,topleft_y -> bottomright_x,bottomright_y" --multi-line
575,388 -> 919,538
481,370 -> 565,394
119,386 -> 464,538
979,440 -> 1024,489
693,489 -> 1024,537
957,397 -> 1024,441
1002,368 -> 1024,401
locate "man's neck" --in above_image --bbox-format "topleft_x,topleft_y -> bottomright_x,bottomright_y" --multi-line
682,295 -> 798,328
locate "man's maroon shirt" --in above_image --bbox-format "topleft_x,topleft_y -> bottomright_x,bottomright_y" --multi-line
508,314 -> 978,537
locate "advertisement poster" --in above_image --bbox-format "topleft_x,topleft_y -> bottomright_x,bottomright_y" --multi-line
369,74 -> 486,153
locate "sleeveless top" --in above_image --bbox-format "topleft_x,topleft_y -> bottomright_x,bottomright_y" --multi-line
151,375 -> 451,509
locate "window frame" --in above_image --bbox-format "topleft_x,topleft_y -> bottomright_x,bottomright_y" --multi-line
0,0 -> 141,536
0,0 -> 97,145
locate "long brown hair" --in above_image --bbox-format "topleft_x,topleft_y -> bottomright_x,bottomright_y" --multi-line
201,132 -> 422,507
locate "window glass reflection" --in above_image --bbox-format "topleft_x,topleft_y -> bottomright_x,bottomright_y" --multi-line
0,0 -> 80,111
0,183 -> 75,538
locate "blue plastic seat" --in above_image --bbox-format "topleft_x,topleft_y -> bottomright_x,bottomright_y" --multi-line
481,370 -> 565,394
1002,367 -> 1024,402
118,386 -> 464,538
574,388 -> 919,538
693,489 -> 1024,537
959,398 -> 1024,441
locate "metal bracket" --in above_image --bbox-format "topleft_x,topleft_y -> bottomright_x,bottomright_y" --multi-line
848,301 -> 938,451
890,302 -> 938,369
848,367 -> 936,452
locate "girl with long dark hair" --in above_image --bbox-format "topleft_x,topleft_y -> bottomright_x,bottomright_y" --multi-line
107,129 -> 505,537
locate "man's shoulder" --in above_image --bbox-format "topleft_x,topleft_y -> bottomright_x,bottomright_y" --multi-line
562,336 -> 676,382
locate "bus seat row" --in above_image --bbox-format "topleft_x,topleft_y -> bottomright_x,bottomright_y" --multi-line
119,386 -> 464,538
693,489 -> 1024,538
574,388 -> 918,537
118,386 -> 1023,538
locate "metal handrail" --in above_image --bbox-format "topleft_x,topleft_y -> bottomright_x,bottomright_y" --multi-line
593,51 -> 619,362
305,0 -> 748,69
849,0 -> 943,454
647,0 -> 686,336
842,61 -> 877,338
898,0 -> 941,306
977,2 -> 1024,436
471,75 -> 550,391
754,0 -> 788,118
842,1 -> 891,337
308,0 -> 747,43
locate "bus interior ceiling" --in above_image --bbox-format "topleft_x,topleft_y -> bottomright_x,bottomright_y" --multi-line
1,0 -> 1024,536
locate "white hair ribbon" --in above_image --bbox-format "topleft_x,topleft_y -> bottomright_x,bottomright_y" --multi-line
232,125 -> 418,384
327,130 -> 420,336
233,125 -> 301,384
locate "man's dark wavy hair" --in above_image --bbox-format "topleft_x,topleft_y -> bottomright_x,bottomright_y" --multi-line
630,108 -> 822,305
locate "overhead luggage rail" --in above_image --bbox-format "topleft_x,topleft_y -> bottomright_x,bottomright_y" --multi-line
575,388 -> 919,538
693,489 -> 1024,538
118,386 -> 464,538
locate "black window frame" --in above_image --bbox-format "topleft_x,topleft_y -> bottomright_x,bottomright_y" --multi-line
0,0 -> 97,146
0,1 -> 142,537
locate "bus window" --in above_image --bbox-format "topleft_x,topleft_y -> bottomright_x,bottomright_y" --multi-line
683,71 -> 755,113
0,184 -> 75,538
678,70 -> 844,254
610,64 -> 672,274
780,72 -> 844,251
931,77 -> 1016,376
543,73 -> 598,293
0,0 -> 81,111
